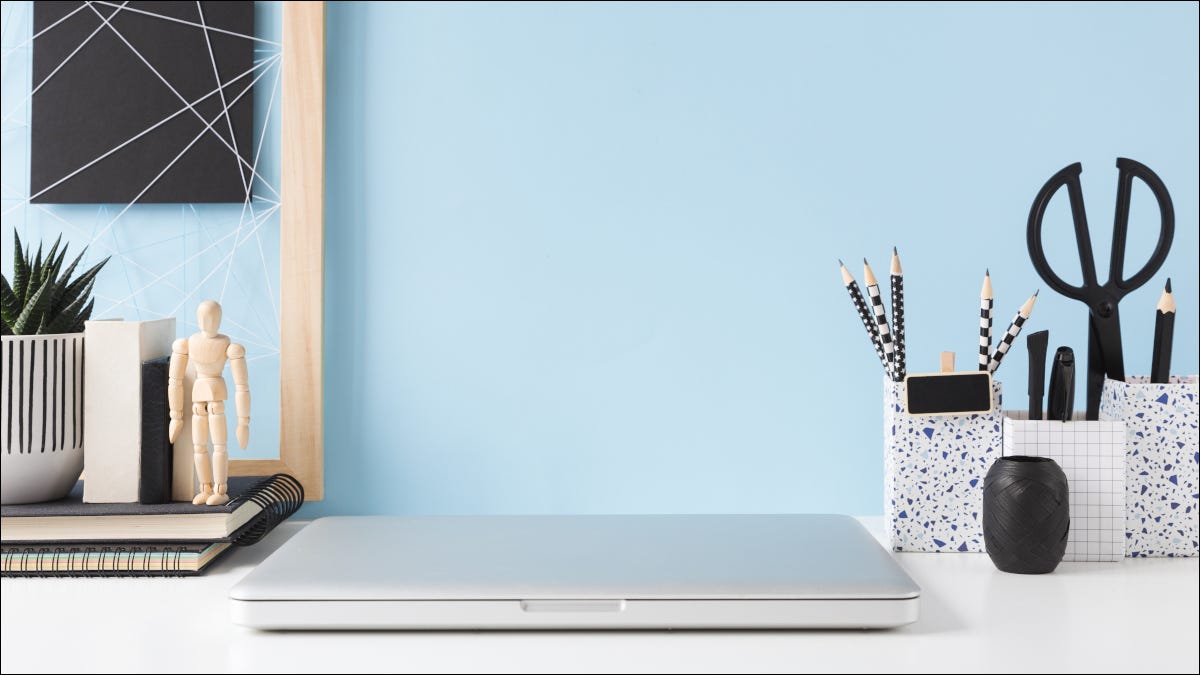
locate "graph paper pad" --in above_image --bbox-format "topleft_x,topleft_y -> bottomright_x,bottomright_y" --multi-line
1004,413 -> 1126,562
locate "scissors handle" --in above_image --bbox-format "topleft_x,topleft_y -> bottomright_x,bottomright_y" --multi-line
1111,157 -> 1175,293
1026,163 -> 1094,301
1027,159 -> 1175,305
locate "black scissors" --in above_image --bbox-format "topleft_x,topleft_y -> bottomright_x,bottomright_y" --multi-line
1026,158 -> 1174,420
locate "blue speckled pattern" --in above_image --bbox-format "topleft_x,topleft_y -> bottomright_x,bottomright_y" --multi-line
884,378 -> 1003,552
1099,376 -> 1199,557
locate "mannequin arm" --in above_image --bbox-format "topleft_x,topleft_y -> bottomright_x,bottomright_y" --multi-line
228,343 -> 250,449
167,338 -> 188,442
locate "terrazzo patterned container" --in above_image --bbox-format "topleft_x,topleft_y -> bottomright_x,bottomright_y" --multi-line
1099,376 -> 1198,557
884,377 -> 1003,552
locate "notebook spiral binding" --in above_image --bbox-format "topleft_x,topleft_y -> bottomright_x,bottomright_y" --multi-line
2,544 -> 191,576
2,474 -> 304,578
227,473 -> 305,547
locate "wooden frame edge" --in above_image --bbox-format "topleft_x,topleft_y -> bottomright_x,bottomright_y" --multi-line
230,1 -> 325,500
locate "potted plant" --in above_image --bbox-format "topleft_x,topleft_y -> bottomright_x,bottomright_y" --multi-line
1,230 -> 108,504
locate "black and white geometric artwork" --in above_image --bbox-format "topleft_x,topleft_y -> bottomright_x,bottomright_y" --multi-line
30,1 -> 254,204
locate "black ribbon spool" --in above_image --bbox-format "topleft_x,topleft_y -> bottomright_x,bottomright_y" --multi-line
982,456 -> 1070,574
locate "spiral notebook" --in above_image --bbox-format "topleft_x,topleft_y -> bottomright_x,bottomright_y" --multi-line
1,474 -> 302,577
2,541 -> 232,575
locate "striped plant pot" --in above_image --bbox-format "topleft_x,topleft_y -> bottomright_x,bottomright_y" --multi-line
1,333 -> 85,504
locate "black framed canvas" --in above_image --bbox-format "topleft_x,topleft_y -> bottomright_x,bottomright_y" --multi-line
30,1 -> 254,204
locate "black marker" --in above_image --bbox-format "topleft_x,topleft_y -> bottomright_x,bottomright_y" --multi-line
1026,330 -> 1049,420
1047,347 -> 1075,423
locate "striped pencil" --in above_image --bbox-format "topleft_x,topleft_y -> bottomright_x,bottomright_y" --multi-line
989,291 -> 1038,374
863,259 -> 896,381
890,247 -> 906,381
978,270 -> 993,371
840,260 -> 889,375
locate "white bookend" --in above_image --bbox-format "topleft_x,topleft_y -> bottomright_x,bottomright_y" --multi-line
82,319 -> 176,503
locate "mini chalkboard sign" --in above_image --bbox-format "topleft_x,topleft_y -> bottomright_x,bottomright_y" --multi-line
904,352 -> 994,416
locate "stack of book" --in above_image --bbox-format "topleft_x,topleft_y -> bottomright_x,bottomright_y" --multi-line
1,474 -> 302,577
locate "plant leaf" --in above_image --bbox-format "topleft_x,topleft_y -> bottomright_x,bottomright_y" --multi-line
61,255 -> 109,303
12,274 -> 54,335
12,229 -> 30,304
43,280 -> 93,334
8,231 -> 107,336
1,315 -> 11,336
41,235 -> 62,285
43,245 -> 77,316
1,274 -> 20,325
44,239 -> 67,291
30,240 -> 44,292
69,297 -> 95,333
47,249 -> 85,314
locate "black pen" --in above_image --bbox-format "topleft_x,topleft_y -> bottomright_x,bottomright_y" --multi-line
1026,330 -> 1049,420
1047,347 -> 1075,422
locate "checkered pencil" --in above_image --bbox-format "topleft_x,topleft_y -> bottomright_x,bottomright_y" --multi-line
863,259 -> 896,381
890,247 -> 906,381
979,270 -> 993,371
840,260 -> 889,376
989,291 -> 1038,373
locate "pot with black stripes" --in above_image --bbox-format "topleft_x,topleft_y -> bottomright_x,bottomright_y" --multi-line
2,231 -> 107,504
1,333 -> 86,504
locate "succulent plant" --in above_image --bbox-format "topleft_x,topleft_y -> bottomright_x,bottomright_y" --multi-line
1,230 -> 109,335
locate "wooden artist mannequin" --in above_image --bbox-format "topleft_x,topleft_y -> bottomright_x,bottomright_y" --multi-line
168,300 -> 250,506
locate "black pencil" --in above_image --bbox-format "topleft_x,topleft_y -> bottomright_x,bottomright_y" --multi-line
891,248 -> 906,381
1151,278 -> 1175,384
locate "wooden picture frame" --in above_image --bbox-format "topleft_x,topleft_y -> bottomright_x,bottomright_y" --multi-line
228,1 -> 325,500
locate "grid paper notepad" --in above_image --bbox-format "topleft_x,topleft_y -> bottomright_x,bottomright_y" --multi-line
1004,413 -> 1126,562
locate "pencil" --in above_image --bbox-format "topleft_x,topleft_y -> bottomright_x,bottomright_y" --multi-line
891,248 -> 906,381
988,291 -> 1038,374
864,259 -> 896,381
1151,278 -> 1175,384
978,270 -> 993,371
840,260 -> 889,375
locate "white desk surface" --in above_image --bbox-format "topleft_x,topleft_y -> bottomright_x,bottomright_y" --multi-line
2,517 -> 1197,674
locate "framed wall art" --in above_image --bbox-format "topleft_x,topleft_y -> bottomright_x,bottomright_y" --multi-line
1,1 -> 325,499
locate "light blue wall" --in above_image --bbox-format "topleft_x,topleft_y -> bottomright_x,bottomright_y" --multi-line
313,2 -> 1199,516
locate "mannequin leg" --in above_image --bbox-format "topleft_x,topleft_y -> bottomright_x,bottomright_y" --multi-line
192,402 -> 213,505
206,401 -> 230,506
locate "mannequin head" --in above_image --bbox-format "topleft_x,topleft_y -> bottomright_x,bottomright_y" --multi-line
197,300 -> 222,337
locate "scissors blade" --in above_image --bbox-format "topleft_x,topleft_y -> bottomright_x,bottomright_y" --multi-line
1085,308 -> 1126,420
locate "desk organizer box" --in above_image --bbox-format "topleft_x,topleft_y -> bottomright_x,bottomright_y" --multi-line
884,378 -> 1003,552
1099,376 -> 1199,557
1003,412 -> 1126,562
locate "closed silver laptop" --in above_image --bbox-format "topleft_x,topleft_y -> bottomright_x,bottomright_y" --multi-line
231,514 -> 919,630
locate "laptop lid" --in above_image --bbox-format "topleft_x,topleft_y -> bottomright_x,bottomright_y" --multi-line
231,514 -> 919,602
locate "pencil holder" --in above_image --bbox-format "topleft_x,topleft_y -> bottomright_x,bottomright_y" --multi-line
1003,412 -> 1126,561
883,377 -> 1003,552
1099,376 -> 1199,557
